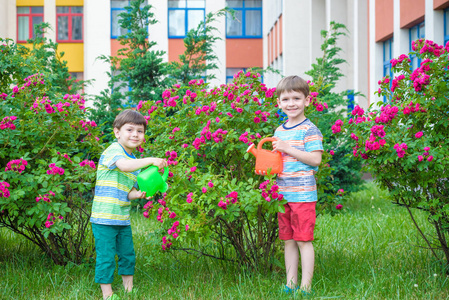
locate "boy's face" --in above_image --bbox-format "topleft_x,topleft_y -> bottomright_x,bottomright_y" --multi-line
113,123 -> 145,154
277,90 -> 310,123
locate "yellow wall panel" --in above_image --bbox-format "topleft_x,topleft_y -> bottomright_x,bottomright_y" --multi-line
16,0 -> 44,6
17,43 -> 84,72
56,0 -> 84,6
58,43 -> 84,72
17,43 -> 34,50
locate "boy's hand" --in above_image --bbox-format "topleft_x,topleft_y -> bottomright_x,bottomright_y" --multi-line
128,187 -> 152,200
272,137 -> 291,153
149,158 -> 168,169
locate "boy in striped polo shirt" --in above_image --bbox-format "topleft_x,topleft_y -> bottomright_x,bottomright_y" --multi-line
90,109 -> 167,300
272,76 -> 324,295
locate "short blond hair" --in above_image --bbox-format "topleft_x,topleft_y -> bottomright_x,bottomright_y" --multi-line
275,75 -> 309,98
112,109 -> 147,132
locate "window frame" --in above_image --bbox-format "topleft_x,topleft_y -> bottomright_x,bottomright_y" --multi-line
167,0 -> 206,39
382,38 -> 394,103
226,0 -> 262,39
56,6 -> 83,43
16,6 -> 44,43
409,22 -> 425,70
444,8 -> 449,45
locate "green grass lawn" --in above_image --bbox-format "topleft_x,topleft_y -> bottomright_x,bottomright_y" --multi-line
0,182 -> 448,299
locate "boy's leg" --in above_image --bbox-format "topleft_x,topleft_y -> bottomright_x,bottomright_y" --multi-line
122,275 -> 133,292
92,224 -> 118,299
288,202 -> 316,291
100,284 -> 113,300
116,225 -> 136,292
284,239 -> 299,288
298,241 -> 314,291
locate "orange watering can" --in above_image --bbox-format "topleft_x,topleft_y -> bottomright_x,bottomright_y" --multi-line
137,166 -> 169,196
246,137 -> 283,175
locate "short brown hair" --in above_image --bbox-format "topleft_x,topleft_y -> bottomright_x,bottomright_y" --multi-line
112,109 -> 147,132
275,75 -> 309,98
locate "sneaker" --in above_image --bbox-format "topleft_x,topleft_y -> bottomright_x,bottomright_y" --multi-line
106,294 -> 121,300
283,285 -> 299,294
300,289 -> 314,296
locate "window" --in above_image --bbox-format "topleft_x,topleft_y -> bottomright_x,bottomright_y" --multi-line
168,0 -> 205,38
226,0 -> 262,38
226,68 -> 244,83
226,68 -> 262,84
69,72 -> 84,93
409,22 -> 425,70
111,0 -> 148,39
383,38 -> 393,102
347,90 -> 354,112
57,7 -> 83,42
69,72 -> 83,81
17,6 -> 44,42
444,8 -> 449,45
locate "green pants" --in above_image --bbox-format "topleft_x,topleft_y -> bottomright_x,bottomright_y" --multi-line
92,223 -> 136,284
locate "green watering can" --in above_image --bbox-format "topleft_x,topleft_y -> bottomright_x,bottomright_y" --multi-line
137,166 -> 169,196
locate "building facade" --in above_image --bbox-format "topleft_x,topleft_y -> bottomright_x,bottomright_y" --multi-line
263,0 -> 369,109
1,0 -> 449,108
0,0 -> 263,98
369,0 -> 449,105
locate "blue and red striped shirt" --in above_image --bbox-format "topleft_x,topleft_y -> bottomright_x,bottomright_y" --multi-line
274,118 -> 323,203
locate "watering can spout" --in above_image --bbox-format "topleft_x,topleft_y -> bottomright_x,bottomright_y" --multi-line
246,143 -> 257,157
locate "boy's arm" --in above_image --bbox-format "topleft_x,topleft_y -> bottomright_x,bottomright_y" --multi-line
272,138 -> 323,166
115,157 -> 167,172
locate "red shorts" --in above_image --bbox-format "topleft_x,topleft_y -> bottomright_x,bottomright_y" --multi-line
278,202 -> 316,241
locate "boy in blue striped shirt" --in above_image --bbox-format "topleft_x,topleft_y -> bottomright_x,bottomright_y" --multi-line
272,76 -> 324,294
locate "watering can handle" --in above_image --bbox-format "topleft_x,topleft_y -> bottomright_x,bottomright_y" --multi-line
161,166 -> 169,181
258,137 -> 277,150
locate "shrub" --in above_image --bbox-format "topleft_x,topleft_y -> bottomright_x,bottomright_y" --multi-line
137,70 -> 337,271
332,38 -> 449,268
0,40 -> 102,265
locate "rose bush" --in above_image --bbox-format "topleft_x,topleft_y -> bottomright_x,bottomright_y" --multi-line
0,40 -> 102,265
137,70 -> 340,270
332,39 -> 449,267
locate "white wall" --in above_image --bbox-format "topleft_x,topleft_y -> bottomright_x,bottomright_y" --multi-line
0,0 -> 16,39
44,0 -> 56,41
425,0 -> 444,45
283,0 -> 312,79
354,0 -> 369,109
369,0 -> 383,106
149,0 -> 168,62
84,0 -> 111,101
206,0 -> 226,87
